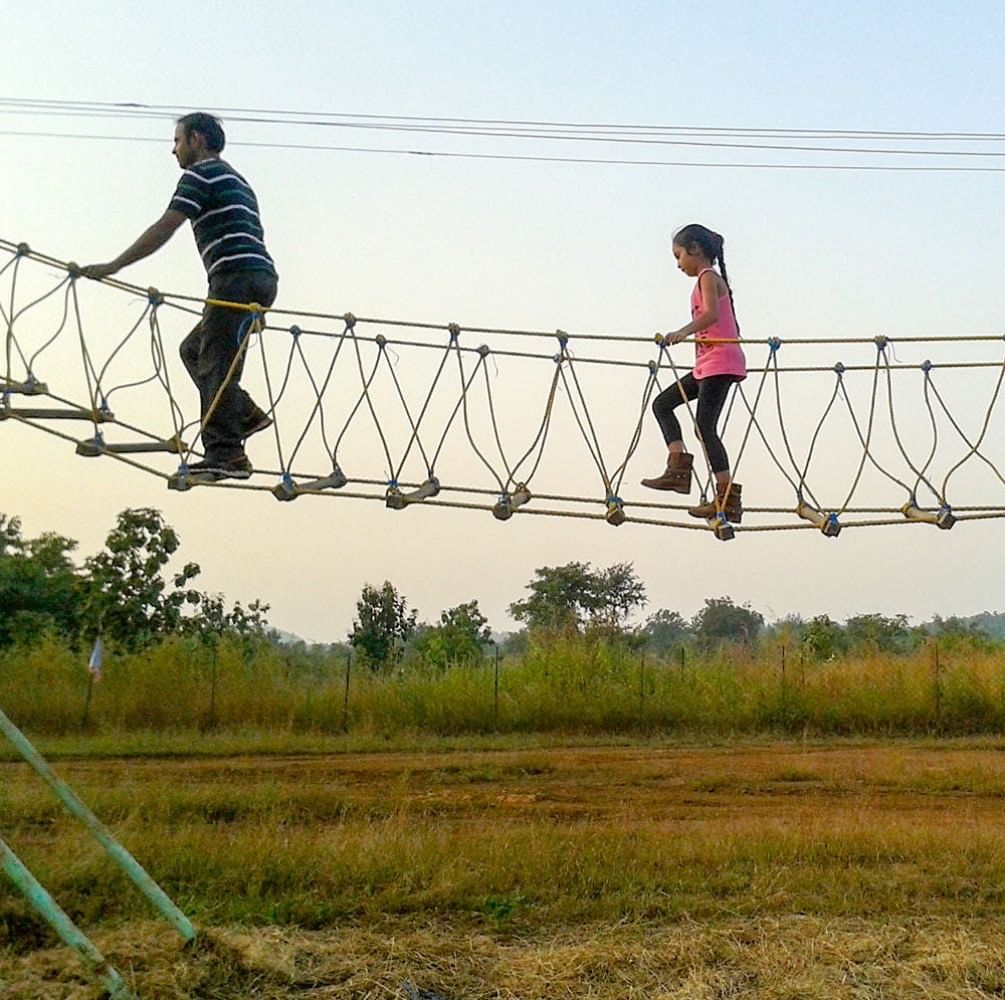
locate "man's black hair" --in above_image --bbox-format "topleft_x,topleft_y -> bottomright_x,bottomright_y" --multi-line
176,112 -> 226,153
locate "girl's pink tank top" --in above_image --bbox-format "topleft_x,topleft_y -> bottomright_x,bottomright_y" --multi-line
691,267 -> 746,381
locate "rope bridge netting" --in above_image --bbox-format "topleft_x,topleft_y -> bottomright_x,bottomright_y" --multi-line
4,237 -> 1005,542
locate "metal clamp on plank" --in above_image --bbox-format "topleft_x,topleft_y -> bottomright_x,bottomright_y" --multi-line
1,377 -> 48,396
709,513 -> 735,542
901,501 -> 956,530
386,476 -> 440,510
796,501 -> 841,537
272,466 -> 348,501
492,483 -> 532,521
605,496 -> 626,526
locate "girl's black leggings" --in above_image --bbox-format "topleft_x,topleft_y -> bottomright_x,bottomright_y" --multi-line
651,372 -> 739,474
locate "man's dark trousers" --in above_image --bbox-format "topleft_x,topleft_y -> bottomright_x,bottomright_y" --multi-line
180,269 -> 278,462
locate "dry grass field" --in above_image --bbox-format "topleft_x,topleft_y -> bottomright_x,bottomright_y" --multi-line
4,739 -> 1005,998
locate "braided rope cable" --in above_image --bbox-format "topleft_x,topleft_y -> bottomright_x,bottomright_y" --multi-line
557,348 -> 615,496
502,353 -> 564,492
427,338 -> 491,478
253,313 -> 291,475
446,338 -> 504,491
146,304 -> 187,446
765,343 -> 825,507
609,348 -> 667,497
284,325 -> 349,471
879,349 -> 943,504
930,363 -> 1005,494
794,375 -> 842,507
331,325 -> 395,476
832,350 -> 901,514
386,334 -> 454,481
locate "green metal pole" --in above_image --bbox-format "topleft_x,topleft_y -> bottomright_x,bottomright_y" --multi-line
0,837 -> 136,1000
0,707 -> 195,942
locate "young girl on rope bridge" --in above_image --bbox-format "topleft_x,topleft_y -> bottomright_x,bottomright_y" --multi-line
641,223 -> 746,521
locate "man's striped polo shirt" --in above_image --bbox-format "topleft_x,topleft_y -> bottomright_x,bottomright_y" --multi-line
169,158 -> 277,279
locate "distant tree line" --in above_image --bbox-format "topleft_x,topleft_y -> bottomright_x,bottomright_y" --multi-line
4,510 -> 1003,671
0,509 -> 269,652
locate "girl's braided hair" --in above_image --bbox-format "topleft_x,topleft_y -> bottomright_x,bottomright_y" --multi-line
672,223 -> 739,333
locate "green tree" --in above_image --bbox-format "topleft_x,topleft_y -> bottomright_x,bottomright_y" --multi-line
0,514 -> 84,647
843,613 -> 915,654
592,563 -> 647,632
349,581 -> 418,670
692,596 -> 764,647
412,600 -> 492,668
641,609 -> 692,654
802,614 -> 844,660
509,561 -> 645,633
83,508 -> 201,649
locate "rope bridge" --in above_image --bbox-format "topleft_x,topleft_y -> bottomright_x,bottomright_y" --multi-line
4,237 -> 1005,541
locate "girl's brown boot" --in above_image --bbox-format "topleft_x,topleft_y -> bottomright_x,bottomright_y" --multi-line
687,482 -> 743,523
641,452 -> 694,493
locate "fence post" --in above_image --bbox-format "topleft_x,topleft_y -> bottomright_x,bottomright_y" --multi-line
493,646 -> 500,728
780,642 -> 788,724
638,653 -> 646,720
342,651 -> 352,733
932,637 -> 942,727
207,643 -> 219,730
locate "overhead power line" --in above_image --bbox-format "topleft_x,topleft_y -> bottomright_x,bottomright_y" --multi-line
4,97 -> 1005,141
3,98 -> 1005,173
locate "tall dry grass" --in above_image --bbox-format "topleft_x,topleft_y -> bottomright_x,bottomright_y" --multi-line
2,633 -> 1004,738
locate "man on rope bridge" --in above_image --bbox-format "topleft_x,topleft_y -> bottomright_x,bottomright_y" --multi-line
81,112 -> 278,483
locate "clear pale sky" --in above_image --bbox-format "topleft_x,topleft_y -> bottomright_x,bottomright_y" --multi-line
4,2 -> 1005,641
